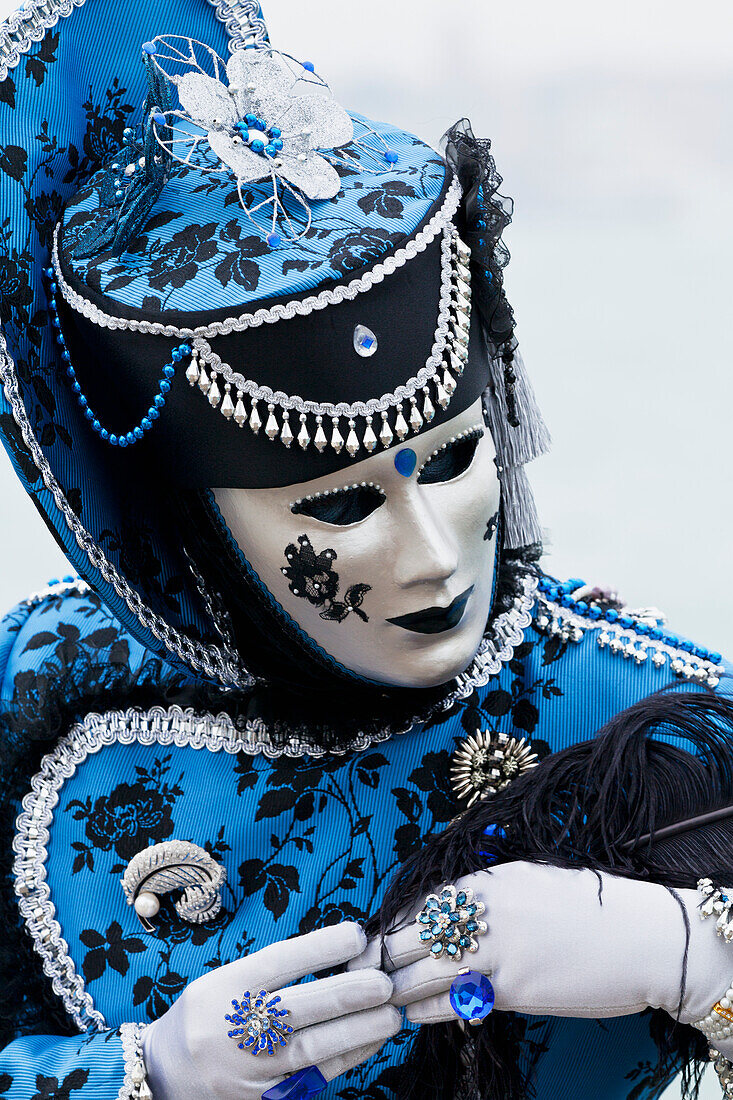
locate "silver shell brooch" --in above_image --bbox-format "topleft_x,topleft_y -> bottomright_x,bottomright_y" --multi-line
451,730 -> 539,808
121,840 -> 226,930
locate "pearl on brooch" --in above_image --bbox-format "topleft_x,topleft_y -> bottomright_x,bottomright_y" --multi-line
134,891 -> 161,920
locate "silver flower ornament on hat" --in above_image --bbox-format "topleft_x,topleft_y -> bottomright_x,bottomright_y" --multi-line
417,884 -> 487,961
147,36 -> 355,243
121,839 -> 226,931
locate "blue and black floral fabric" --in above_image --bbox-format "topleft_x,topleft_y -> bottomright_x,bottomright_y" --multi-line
59,112 -> 446,314
2,580 -> 729,1099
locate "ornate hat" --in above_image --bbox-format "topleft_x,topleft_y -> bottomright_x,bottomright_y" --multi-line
0,0 -> 549,688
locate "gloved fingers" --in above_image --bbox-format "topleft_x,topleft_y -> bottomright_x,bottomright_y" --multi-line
276,969 -> 393,1032
281,1005 -> 402,1074
390,957 -> 457,1007
318,1039 -> 393,1083
404,991 -> 454,1025
226,922 -> 367,992
348,922 -> 425,975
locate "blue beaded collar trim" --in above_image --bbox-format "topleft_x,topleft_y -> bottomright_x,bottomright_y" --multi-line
536,575 -> 724,688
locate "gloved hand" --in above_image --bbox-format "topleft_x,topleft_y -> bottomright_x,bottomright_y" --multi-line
144,922 -> 400,1100
350,863 -> 733,1054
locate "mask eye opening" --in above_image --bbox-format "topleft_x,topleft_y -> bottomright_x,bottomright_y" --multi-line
291,483 -> 386,526
417,426 -> 483,486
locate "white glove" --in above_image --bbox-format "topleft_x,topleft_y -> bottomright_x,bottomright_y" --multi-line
350,863 -> 733,1056
144,922 -> 400,1100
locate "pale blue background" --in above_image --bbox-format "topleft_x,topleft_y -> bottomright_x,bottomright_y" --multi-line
0,2 -> 730,1091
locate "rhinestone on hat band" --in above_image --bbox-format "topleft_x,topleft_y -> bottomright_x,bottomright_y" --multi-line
185,227 -> 471,458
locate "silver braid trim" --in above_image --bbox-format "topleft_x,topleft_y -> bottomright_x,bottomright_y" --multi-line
0,331 -> 250,688
118,1023 -> 151,1100
209,0 -> 268,51
0,0 -> 265,83
52,179 -> 462,339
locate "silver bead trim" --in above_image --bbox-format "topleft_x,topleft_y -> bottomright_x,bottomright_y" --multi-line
51,180 -> 462,340
119,1022 -> 151,1100
0,0 -> 264,84
12,583 -> 536,1030
711,1048 -> 733,1098
190,227 -> 470,457
698,878 -> 733,942
19,577 -> 90,610
535,595 -> 725,688
417,424 -> 484,476
0,330 -> 250,689
291,481 -> 383,511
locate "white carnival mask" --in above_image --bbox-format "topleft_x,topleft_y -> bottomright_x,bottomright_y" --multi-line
214,399 -> 501,689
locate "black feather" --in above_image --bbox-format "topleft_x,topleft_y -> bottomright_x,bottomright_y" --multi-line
373,684 -> 733,1100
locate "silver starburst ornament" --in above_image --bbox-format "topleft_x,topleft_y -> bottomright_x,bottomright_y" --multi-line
121,840 -> 226,930
451,729 -> 539,808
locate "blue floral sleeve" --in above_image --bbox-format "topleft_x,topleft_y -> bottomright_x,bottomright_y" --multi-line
0,1029 -> 130,1100
0,588 -> 152,1099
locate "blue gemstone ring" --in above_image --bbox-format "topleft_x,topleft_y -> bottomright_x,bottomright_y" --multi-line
261,1066 -> 328,1100
226,989 -> 294,1056
417,883 -> 487,961
450,967 -> 495,1026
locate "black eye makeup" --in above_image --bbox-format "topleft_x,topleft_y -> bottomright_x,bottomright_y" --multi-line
417,427 -> 483,485
291,482 -> 386,526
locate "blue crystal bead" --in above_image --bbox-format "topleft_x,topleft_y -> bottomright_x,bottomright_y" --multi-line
261,1065 -> 327,1100
394,448 -> 417,478
449,970 -> 495,1024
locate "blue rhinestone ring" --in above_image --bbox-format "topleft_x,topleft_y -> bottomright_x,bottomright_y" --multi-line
417,884 -> 487,961
450,967 -> 495,1026
226,989 -> 293,1056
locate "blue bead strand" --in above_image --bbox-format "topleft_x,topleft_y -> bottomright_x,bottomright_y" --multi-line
44,268 -> 189,449
537,574 -> 722,666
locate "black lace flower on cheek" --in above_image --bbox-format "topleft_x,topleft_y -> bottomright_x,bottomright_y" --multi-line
282,535 -> 340,608
282,535 -> 371,624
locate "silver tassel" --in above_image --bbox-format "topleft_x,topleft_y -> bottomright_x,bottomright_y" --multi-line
485,347 -> 551,468
499,464 -> 543,550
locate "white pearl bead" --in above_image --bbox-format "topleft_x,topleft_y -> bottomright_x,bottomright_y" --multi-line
721,998 -> 730,1009
134,891 -> 160,919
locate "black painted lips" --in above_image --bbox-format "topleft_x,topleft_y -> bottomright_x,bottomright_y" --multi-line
387,586 -> 474,635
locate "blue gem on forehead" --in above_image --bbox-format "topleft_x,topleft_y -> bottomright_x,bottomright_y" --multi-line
394,449 -> 417,478
353,324 -> 378,358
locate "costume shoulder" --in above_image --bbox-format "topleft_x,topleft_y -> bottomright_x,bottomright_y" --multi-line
0,577 -> 180,723
535,573 -> 726,687
516,573 -> 731,753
